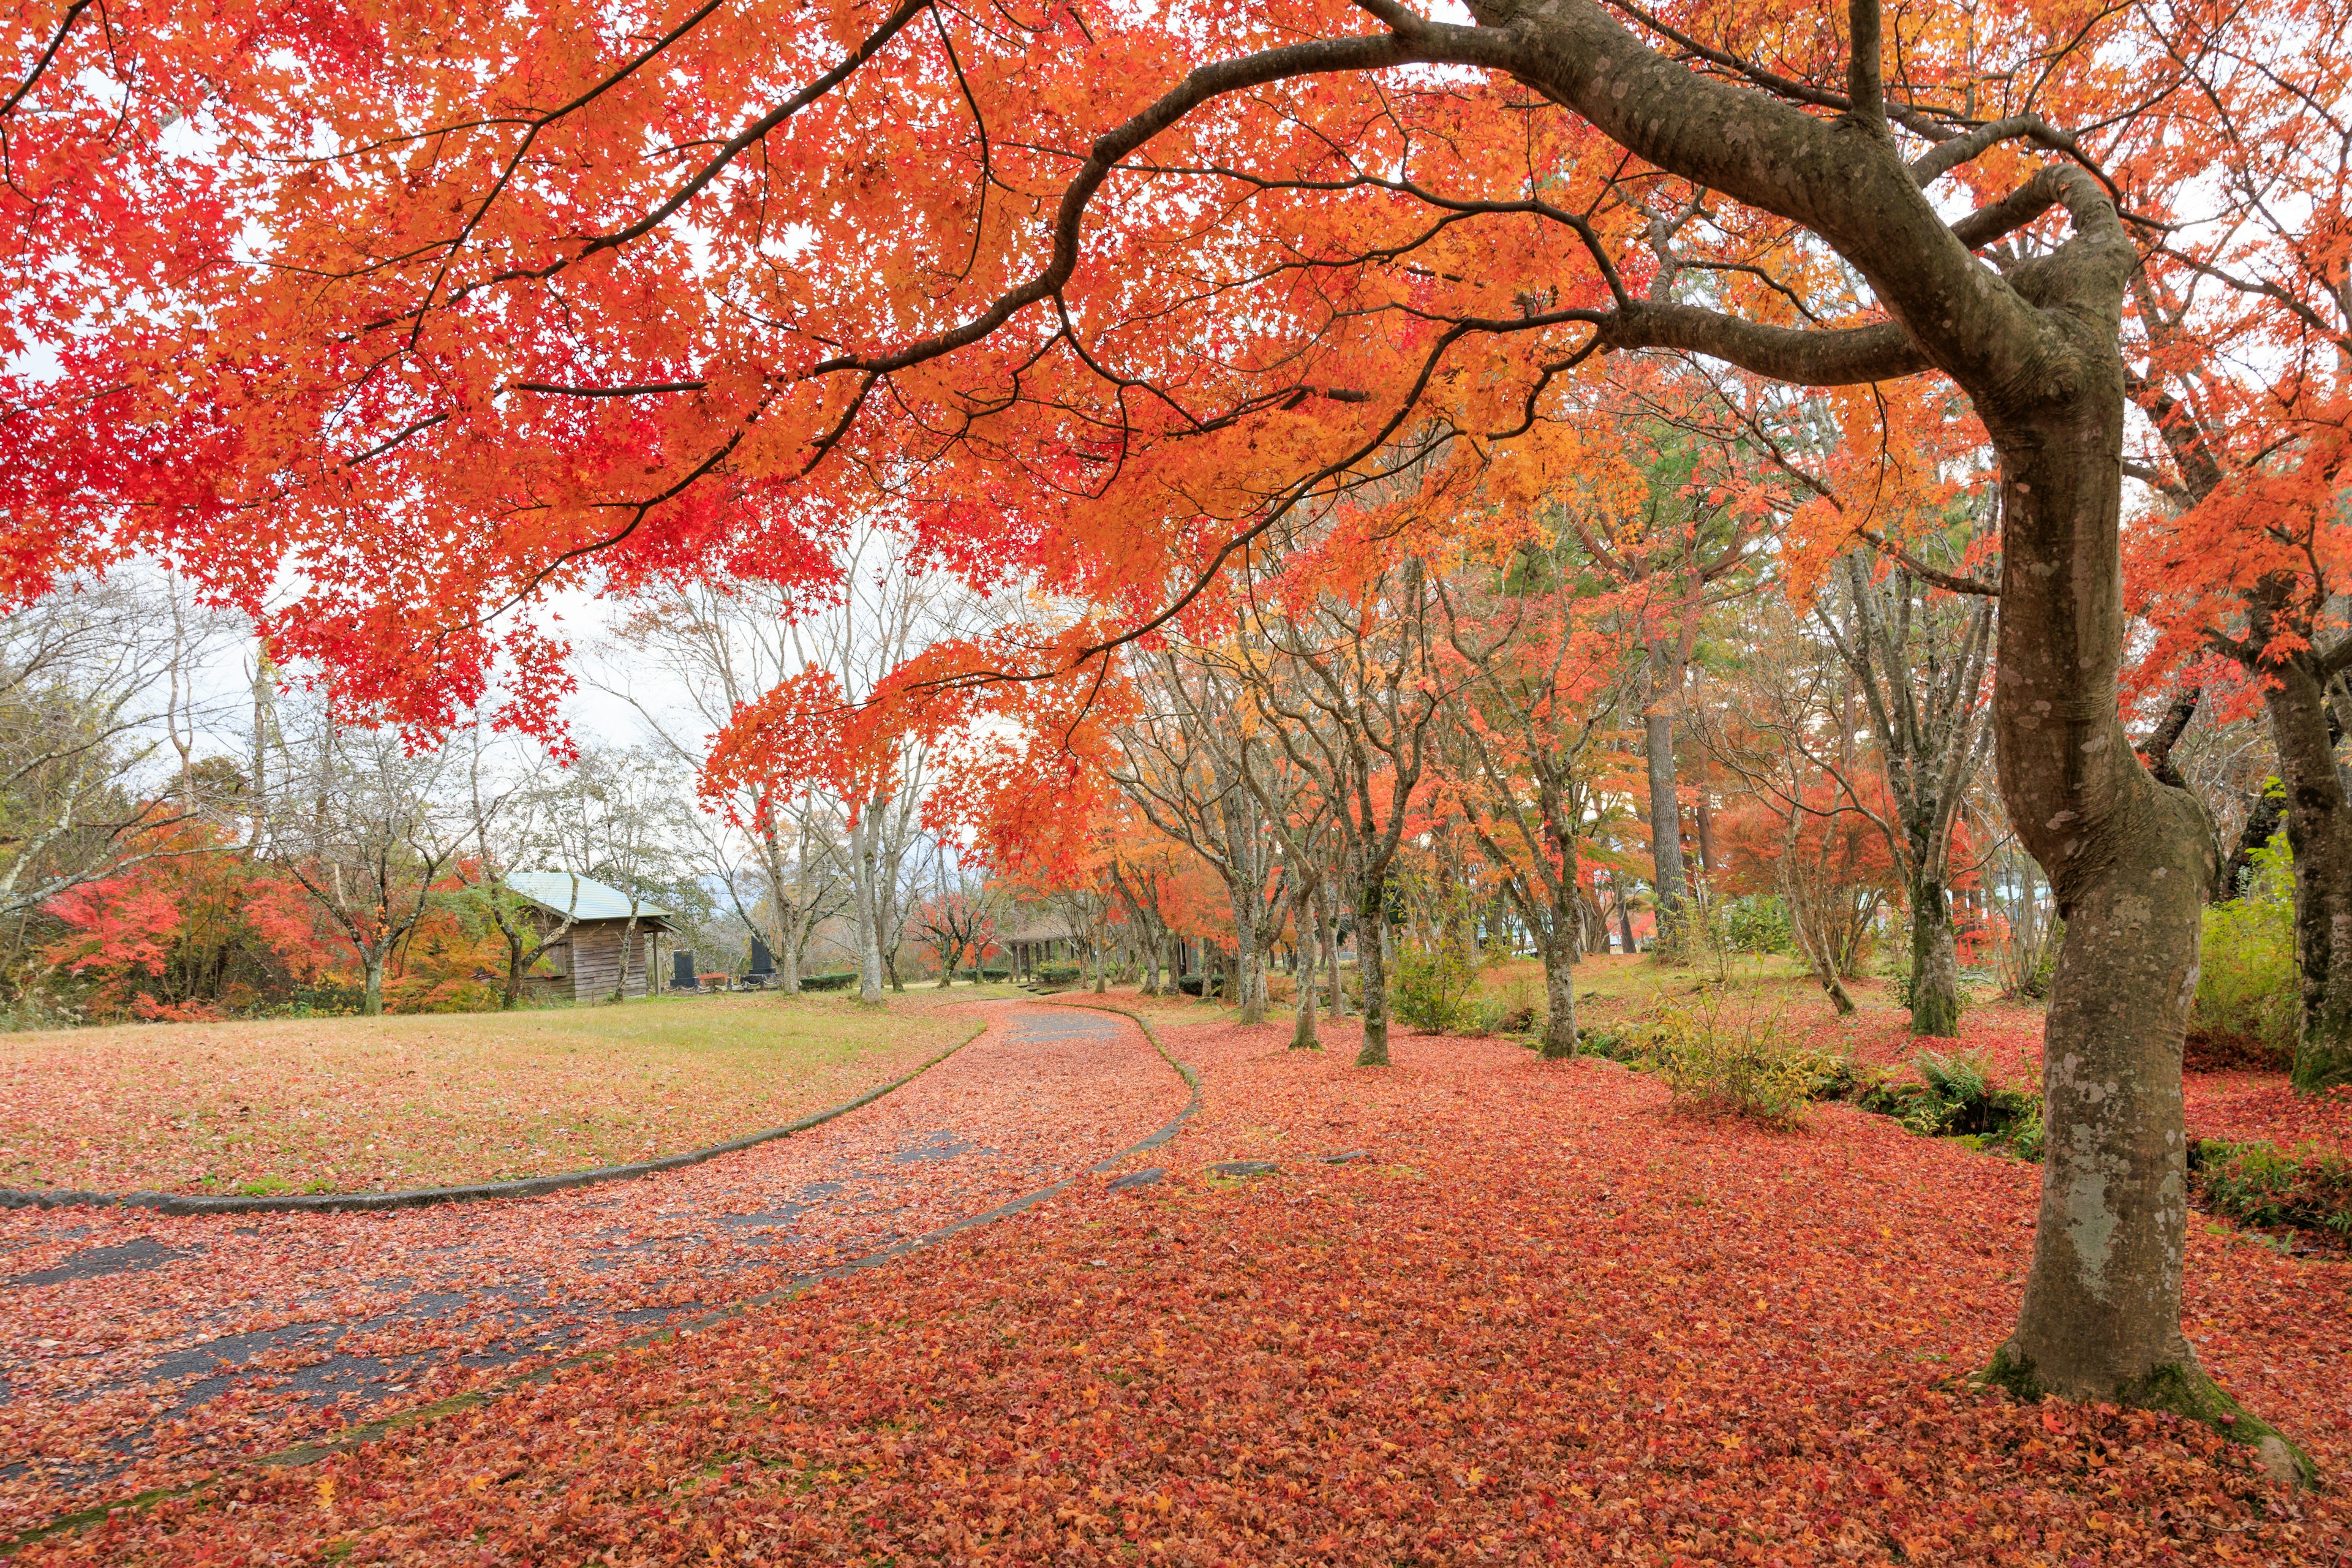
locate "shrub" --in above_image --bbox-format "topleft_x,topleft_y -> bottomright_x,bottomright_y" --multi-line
1854,1049 -> 2043,1159
2192,1140 -> 2352,1244
1036,963 -> 1082,985
799,971 -> 859,992
955,965 -> 1011,982
1645,999 -> 1848,1129
2194,832 -> 2297,1061
1176,974 -> 1207,997
1720,895 -> 1793,955
1393,945 -> 1480,1033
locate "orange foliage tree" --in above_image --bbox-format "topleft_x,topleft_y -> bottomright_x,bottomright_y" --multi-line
7,0 -> 2321,1450
2114,0 -> 2352,1096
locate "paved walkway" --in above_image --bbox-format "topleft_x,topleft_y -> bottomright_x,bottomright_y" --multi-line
0,1002 -> 1185,1532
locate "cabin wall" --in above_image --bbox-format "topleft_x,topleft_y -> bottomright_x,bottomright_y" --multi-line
559,922 -> 653,1001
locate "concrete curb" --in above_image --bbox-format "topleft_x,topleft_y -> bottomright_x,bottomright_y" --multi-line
0,1020 -> 990,1216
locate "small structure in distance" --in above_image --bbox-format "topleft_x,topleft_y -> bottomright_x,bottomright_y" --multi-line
503,872 -> 677,1003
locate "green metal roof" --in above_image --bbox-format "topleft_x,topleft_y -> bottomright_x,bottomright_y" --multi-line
503,872 -> 673,924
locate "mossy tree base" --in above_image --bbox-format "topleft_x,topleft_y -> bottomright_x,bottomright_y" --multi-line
1908,987 -> 1963,1039
1979,1344 -> 2317,1489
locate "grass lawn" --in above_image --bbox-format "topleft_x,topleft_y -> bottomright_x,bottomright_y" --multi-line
0,985 -> 1021,1196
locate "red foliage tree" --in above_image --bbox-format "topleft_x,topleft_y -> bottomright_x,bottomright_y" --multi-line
6,0 -> 2320,1452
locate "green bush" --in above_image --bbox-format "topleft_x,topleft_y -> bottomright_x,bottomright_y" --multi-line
956,965 -> 1012,981
2194,832 -> 2297,1060
799,971 -> 859,992
2192,1140 -> 2352,1243
1036,963 -> 1083,985
1720,895 -> 1792,955
1393,945 -> 1480,1033
1643,1000 -> 1849,1129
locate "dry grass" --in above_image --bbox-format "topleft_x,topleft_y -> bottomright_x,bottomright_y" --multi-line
0,987 -> 1021,1196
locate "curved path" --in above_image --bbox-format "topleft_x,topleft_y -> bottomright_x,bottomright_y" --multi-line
0,1002 -> 1186,1534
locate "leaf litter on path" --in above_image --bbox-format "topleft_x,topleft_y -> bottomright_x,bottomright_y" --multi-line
18,1011 -> 2346,1564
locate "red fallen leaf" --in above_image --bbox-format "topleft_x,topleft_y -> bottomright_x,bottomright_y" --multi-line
12,1009 -> 2351,1565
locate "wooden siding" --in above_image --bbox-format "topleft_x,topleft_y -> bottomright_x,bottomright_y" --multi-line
544,919 -> 656,1001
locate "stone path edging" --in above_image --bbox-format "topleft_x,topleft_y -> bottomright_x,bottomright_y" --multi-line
1,1002 -> 1203,1556
0,1020 -> 990,1216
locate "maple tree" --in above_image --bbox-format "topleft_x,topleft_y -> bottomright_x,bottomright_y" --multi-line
39,821 -> 329,1020
2110,0 -> 2352,1097
6,0 -> 2333,1457
1436,537 -> 1638,1057
1239,554 -> 1455,1067
1543,409 -> 1767,955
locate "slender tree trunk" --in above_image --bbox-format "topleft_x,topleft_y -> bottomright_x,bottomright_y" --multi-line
1355,890 -> 1392,1066
503,930 -> 527,1008
1292,892 -> 1322,1049
1693,751 -> 1719,876
851,807 -> 886,1005
778,914 -> 803,993
1230,891 -> 1265,1024
1907,874 -> 1964,1037
1614,877 -> 1637,956
2217,787 -> 2284,904
614,911 -> 641,1003
1784,868 -> 1856,1015
1539,934 -> 1579,1060
1644,702 -> 1686,957
2262,662 -> 2352,1091
361,952 -> 385,1017
1324,905 -> 1347,1016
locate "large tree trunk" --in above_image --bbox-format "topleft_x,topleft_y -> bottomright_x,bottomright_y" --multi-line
1324,905 -> 1347,1016
1355,890 -> 1392,1066
2263,662 -> 2352,1091
1979,389 -> 2302,1476
1229,889 -> 1265,1024
1907,873 -> 1963,1038
851,806 -> 886,1005
1539,934 -> 1579,1060
361,952 -> 385,1017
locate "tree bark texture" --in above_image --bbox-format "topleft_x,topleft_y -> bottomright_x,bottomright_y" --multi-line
1540,941 -> 1580,1059
2261,661 -> 2352,1091
1907,876 -> 1962,1038
1355,887 -> 1392,1066
1642,704 -> 1685,956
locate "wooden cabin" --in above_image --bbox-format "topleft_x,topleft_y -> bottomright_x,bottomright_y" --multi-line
503,872 -> 678,1003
